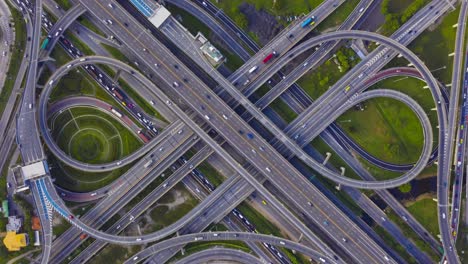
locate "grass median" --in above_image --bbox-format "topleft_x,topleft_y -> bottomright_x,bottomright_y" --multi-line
0,2 -> 26,117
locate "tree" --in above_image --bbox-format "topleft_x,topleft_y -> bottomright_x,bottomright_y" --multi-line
398,183 -> 412,193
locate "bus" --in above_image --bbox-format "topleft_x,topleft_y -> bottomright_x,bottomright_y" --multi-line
138,132 -> 150,143
40,37 -> 50,50
110,107 -> 123,118
113,90 -> 124,100
301,16 -> 315,28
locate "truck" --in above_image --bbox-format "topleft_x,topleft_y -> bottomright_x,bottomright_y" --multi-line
262,53 -> 274,63
40,37 -> 50,50
144,159 -> 154,168
113,90 -> 124,100
138,133 -> 150,143
301,16 -> 315,28
248,66 -> 258,74
110,107 -> 123,118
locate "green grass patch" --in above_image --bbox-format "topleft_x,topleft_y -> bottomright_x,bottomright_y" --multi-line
53,0 -> 72,10
101,44 -> 130,63
269,98 -> 298,123
405,198 -> 439,236
146,183 -> 199,232
215,0 -> 323,24
369,77 -> 438,144
380,0 -> 432,36
386,0 -> 415,13
76,16 -> 105,37
88,244 -> 142,264
196,162 -> 225,187
373,224 -> 418,263
293,47 -> 360,100
408,4 -> 459,83
310,137 -> 360,180
0,2 -> 26,118
50,107 -> 141,164
48,107 -> 141,191
386,204 -> 440,260
337,97 -> 423,164
52,219 -> 72,237
315,0 -> 360,31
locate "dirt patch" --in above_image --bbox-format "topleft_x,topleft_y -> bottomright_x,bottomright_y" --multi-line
239,3 -> 283,45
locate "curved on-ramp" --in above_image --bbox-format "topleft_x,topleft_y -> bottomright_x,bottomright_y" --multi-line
174,248 -> 263,264
124,232 -> 331,264
42,49 -> 436,190
37,60 -> 181,173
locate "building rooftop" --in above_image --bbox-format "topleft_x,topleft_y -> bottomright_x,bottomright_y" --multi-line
20,161 -> 47,180
3,231 -> 28,251
32,216 -> 41,231
6,216 -> 22,232
200,42 -> 224,63
1,200 -> 8,218
148,5 -> 171,28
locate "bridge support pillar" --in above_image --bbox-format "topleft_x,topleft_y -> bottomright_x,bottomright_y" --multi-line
446,83 -> 452,87
449,52 -> 455,57
407,63 -> 413,67
434,161 -> 438,165
340,167 -> 345,176
113,69 -> 122,82
423,85 -> 429,89
453,23 -> 458,28
322,152 -> 331,165
335,184 -> 341,191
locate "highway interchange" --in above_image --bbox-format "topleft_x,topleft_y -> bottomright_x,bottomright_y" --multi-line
1,0 -> 467,263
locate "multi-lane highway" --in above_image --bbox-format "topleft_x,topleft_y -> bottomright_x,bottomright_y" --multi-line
70,10 -> 392,260
173,248 -> 263,264
6,0 -> 465,263
16,0 -> 45,164
438,1 -> 468,263
124,231 -> 333,264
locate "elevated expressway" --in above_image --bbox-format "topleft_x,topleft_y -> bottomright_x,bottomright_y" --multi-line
37,62 -> 187,172
21,1 -> 450,262
173,248 -> 263,264
14,0 -> 52,263
125,232 -> 332,264
34,179 -> 332,264
39,56 -> 338,262
440,0 -> 468,262
80,1 -> 446,258
36,54 -> 430,262
161,0 -> 441,252
16,0 -> 44,164
174,0 -> 423,173
38,3 -> 86,59
40,30 -> 436,264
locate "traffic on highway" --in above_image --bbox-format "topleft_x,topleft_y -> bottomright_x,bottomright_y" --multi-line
1,0 -> 466,263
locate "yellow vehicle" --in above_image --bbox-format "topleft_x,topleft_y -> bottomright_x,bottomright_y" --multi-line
345,86 -> 351,92
262,200 -> 267,205
453,231 -> 457,236
122,101 -> 127,106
